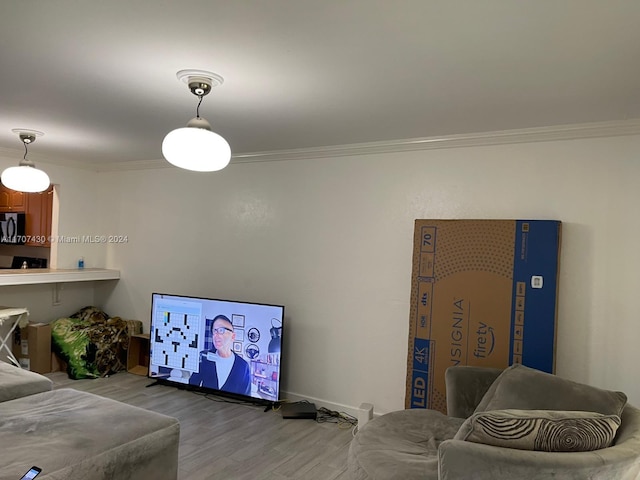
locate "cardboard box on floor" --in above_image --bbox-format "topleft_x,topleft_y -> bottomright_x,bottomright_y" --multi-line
127,333 -> 150,376
13,322 -> 52,374
51,351 -> 67,373
405,220 -> 562,413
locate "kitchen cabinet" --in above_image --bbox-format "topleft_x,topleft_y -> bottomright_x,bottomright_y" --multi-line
0,184 -> 53,246
24,186 -> 54,246
0,184 -> 26,212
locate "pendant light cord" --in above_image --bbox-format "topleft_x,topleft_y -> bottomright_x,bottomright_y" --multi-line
23,141 -> 28,160
196,95 -> 204,119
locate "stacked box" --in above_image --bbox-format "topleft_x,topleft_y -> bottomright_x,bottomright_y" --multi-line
405,220 -> 562,413
13,322 -> 52,374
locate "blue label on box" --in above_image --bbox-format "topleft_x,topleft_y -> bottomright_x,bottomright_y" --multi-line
412,338 -> 431,372
410,367 -> 430,408
409,338 -> 431,407
510,220 -> 561,373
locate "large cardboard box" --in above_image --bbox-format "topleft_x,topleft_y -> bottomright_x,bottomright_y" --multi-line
406,220 -> 561,413
13,322 -> 52,374
127,333 -> 150,376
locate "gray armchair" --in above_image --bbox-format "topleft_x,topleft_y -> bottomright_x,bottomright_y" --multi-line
348,365 -> 640,479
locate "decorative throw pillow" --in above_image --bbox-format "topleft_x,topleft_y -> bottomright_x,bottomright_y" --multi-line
455,409 -> 621,452
474,364 -> 627,417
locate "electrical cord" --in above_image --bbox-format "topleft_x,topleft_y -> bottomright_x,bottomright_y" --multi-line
316,406 -> 358,429
195,392 -> 361,431
284,400 -> 358,429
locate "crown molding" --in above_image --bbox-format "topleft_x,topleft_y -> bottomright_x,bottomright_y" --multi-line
97,119 -> 640,172
2,119 -> 640,173
0,147 -> 99,171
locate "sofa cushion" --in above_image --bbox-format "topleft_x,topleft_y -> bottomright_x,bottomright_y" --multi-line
475,364 -> 627,416
455,409 -> 621,452
0,362 -> 52,402
0,388 -> 180,480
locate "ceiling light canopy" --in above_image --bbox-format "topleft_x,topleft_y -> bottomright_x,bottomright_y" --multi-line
1,129 -> 51,193
162,69 -> 231,172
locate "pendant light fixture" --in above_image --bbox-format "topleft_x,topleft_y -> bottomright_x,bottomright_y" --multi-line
162,69 -> 231,172
1,129 -> 50,193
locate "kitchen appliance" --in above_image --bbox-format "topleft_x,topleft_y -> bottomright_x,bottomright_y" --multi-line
0,212 -> 26,244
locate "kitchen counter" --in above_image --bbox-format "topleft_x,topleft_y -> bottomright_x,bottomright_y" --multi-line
0,268 -> 120,286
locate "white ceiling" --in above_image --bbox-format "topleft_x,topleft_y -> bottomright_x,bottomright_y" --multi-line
1,0 -> 639,170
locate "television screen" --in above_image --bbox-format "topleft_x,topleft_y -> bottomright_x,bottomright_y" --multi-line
148,293 -> 284,403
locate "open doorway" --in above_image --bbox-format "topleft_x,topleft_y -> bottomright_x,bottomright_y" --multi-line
0,184 -> 58,270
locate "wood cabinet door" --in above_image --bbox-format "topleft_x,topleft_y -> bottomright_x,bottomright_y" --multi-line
24,185 -> 54,246
0,184 -> 26,212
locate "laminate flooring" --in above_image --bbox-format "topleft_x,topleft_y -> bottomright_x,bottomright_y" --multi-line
46,371 -> 354,480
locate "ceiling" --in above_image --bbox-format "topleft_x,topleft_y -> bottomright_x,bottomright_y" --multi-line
1,0 -> 639,170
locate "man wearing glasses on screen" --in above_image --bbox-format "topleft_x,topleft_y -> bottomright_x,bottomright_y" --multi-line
189,314 -> 251,396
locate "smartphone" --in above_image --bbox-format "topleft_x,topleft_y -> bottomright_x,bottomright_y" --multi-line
19,467 -> 41,479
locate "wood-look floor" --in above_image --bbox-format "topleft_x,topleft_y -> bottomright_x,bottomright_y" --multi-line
46,371 -> 354,480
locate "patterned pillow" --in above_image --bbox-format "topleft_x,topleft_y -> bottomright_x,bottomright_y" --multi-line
454,409 -> 621,452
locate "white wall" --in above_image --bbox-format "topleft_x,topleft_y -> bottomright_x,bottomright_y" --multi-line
1,283 -> 101,323
94,133 -> 640,415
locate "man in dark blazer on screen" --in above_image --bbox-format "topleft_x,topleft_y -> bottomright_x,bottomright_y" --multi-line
189,314 -> 251,396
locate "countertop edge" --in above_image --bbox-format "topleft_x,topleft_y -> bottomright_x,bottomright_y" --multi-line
0,268 -> 120,286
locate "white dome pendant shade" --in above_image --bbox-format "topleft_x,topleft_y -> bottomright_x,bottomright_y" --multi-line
1,129 -> 50,193
1,164 -> 50,193
162,117 -> 231,172
162,70 -> 231,172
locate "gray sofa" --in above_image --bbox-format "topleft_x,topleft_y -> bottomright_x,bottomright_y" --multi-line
0,363 -> 180,480
348,364 -> 640,479
0,360 -> 53,401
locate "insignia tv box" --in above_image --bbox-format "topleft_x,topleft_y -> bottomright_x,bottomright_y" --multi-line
405,219 -> 562,414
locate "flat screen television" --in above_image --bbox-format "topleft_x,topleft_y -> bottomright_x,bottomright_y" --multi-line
148,293 -> 284,404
